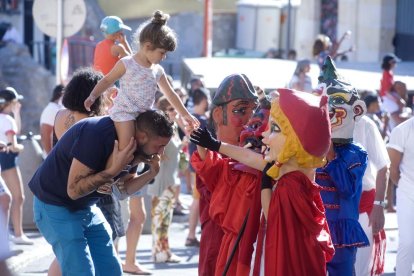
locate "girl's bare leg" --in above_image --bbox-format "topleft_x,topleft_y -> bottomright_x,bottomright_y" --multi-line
114,121 -> 135,151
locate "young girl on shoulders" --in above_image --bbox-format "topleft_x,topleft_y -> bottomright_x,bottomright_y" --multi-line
85,10 -> 198,150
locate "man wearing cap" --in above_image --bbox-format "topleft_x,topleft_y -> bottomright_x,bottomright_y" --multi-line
190,74 -> 258,276
93,16 -> 132,76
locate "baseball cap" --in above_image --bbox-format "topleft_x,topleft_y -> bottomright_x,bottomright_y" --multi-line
100,16 -> 132,35
0,87 -> 24,102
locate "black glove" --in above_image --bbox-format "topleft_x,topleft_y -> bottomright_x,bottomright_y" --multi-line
261,162 -> 274,190
190,127 -> 221,152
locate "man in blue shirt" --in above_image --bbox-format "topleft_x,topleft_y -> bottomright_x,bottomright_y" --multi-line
29,110 -> 173,276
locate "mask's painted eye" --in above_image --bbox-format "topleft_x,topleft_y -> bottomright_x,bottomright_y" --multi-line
330,96 -> 346,105
232,107 -> 247,115
270,122 -> 281,133
251,122 -> 261,130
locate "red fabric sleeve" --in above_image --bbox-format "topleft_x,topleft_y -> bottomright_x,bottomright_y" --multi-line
190,150 -> 226,192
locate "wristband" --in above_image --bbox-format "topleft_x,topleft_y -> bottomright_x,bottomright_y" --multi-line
261,175 -> 273,190
261,162 -> 274,190
373,200 -> 386,208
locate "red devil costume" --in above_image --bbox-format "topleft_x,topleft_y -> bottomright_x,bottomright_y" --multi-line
192,99 -> 269,276
193,74 -> 258,276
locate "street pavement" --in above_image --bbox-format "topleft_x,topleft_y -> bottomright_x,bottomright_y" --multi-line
5,202 -> 408,276
7,193 -> 200,276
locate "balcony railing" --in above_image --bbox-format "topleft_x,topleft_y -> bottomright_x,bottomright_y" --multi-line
30,37 -> 96,75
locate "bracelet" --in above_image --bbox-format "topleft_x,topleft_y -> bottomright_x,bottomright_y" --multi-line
373,200 -> 386,208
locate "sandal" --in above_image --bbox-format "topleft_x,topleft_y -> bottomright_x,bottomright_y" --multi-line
122,266 -> 152,275
173,203 -> 188,216
185,237 -> 200,247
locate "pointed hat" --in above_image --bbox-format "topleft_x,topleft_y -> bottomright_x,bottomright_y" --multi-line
318,56 -> 358,98
212,74 -> 258,106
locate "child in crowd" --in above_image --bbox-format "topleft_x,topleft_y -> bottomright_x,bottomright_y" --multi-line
93,15 -> 132,76
85,10 -> 198,151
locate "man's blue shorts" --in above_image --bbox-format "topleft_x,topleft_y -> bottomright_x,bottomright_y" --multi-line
33,196 -> 122,276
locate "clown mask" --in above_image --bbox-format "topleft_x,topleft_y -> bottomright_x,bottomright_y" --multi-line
325,85 -> 366,143
318,56 -> 366,143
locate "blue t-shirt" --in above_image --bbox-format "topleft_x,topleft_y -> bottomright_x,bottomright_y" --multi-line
29,116 -> 116,210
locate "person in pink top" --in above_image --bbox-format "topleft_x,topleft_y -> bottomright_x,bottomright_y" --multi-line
93,16 -> 132,75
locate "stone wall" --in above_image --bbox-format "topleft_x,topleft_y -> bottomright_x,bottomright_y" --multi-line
0,43 -> 55,134
0,43 -> 55,229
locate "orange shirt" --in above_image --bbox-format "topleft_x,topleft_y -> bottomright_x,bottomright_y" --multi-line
93,39 -> 119,75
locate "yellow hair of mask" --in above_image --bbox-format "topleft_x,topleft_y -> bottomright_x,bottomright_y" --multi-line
266,100 -> 327,179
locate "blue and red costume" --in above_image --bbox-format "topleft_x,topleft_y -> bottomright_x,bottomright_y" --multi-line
316,143 -> 369,275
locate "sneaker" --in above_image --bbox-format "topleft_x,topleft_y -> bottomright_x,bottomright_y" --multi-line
10,235 -> 34,245
153,252 -> 182,263
166,253 -> 182,263
185,237 -> 200,247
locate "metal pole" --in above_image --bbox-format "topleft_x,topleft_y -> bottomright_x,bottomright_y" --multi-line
203,0 -> 213,57
56,0 -> 63,84
286,0 -> 292,58
253,6 -> 258,50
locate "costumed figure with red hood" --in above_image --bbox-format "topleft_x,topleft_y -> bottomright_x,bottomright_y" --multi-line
192,74 -> 258,276
191,88 -> 335,276
316,56 -> 369,275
